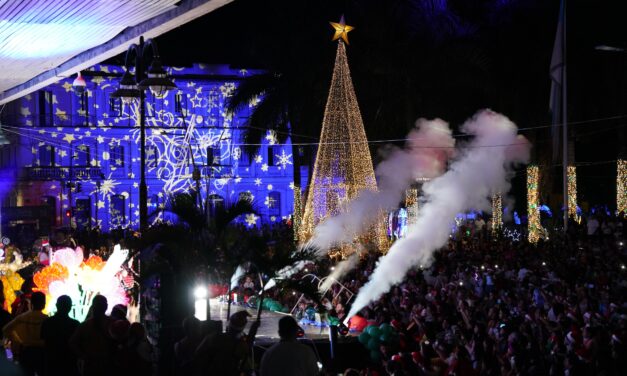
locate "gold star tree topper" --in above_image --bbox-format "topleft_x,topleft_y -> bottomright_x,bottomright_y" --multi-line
330,15 -> 354,44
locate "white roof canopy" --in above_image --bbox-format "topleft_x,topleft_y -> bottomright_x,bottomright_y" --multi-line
0,0 -> 232,104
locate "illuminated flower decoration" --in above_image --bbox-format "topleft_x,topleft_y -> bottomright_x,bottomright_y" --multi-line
32,244 -> 130,321
33,263 -> 69,295
51,247 -> 83,273
82,255 -> 105,271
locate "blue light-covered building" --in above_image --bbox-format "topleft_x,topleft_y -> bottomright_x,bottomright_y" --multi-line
0,64 -> 301,236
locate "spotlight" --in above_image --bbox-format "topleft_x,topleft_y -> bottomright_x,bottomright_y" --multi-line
292,291 -> 296,296
194,286 -> 208,299
304,268 -> 309,273
330,266 -> 335,271
494,264 -> 499,269
480,265 -> 485,270
621,265 -> 625,270
459,281 -> 463,286
193,285 -> 208,321
542,261 -> 546,266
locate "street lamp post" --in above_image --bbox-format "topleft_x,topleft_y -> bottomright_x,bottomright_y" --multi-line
112,36 -> 176,233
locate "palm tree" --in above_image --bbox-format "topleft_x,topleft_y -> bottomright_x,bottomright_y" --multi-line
141,192 -> 256,321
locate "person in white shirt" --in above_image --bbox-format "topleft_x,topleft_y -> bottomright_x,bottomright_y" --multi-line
259,316 -> 319,376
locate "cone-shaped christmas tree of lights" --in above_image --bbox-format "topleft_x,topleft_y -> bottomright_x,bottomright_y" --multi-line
299,21 -> 385,250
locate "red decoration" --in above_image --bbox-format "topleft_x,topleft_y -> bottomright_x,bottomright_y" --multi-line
348,315 -> 368,332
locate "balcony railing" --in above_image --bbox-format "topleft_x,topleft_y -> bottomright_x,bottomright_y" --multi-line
26,166 -> 104,180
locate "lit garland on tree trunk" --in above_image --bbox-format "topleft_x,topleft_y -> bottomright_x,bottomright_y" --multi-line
406,188 -> 419,227
293,186 -> 302,242
618,159 -> 627,215
567,165 -> 579,222
527,165 -> 542,243
299,33 -> 387,253
491,193 -> 502,234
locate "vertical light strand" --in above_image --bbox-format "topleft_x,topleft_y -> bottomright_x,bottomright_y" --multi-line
293,186 -> 302,242
299,41 -> 386,253
618,159 -> 627,214
405,188 -> 418,227
491,193 -> 502,234
567,165 -> 579,222
527,165 -> 542,243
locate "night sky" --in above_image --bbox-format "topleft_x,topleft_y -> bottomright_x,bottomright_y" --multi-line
124,0 -> 627,210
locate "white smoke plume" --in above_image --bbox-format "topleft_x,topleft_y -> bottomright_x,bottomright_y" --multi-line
230,264 -> 247,290
309,118 -> 455,254
346,110 -> 530,320
319,252 -> 360,293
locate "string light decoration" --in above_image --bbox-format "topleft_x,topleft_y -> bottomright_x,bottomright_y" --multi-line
293,186 -> 302,242
527,165 -> 543,243
618,159 -> 627,214
299,26 -> 386,252
491,193 -> 502,234
406,188 -> 419,227
567,165 -> 579,222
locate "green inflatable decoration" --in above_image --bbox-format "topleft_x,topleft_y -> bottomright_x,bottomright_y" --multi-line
367,337 -> 380,351
370,350 -> 381,362
358,332 -> 371,344
367,326 -> 381,338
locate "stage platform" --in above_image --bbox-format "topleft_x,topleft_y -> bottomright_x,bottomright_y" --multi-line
209,299 -> 335,343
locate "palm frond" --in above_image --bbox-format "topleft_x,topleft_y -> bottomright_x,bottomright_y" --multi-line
163,193 -> 206,232
226,73 -> 279,116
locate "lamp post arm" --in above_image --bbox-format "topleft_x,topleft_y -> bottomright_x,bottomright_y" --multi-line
142,38 -> 162,61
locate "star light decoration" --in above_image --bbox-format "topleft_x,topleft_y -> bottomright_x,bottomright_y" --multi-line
330,16 -> 354,44
527,165 -> 543,243
245,213 -> 259,227
617,159 -> 626,214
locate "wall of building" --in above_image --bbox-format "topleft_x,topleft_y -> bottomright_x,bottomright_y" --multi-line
0,63 -> 300,234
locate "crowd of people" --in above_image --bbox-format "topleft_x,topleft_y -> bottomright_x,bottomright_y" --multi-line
2,210 -> 626,375
303,213 -> 627,375
1,292 -> 152,376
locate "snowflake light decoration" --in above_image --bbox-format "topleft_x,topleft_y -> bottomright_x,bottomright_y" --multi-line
275,149 -> 293,170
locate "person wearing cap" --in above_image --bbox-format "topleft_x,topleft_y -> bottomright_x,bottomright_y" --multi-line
193,310 -> 259,375
259,316 -> 318,376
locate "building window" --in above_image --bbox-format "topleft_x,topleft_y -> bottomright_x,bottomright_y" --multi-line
146,145 -> 158,169
75,198 -> 91,229
108,97 -> 121,117
78,91 -> 89,125
110,194 -> 126,227
109,145 -> 124,167
267,146 -> 276,166
39,145 -> 55,166
149,194 -> 160,215
75,144 -> 90,166
38,90 -> 53,126
207,194 -> 224,217
268,191 -> 280,216
207,146 -> 218,166
238,148 -> 250,166
174,92 -> 187,116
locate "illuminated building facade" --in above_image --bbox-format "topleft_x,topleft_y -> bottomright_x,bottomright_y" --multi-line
0,64 -> 299,237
